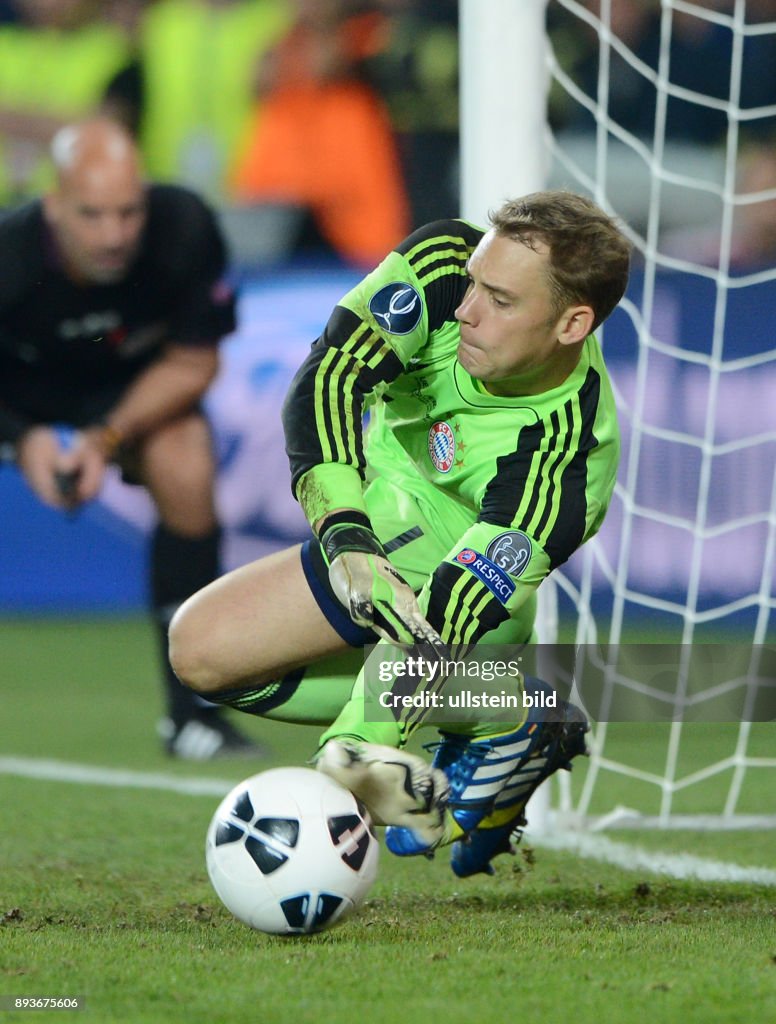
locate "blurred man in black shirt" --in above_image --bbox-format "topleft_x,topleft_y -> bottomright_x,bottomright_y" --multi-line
0,117 -> 260,760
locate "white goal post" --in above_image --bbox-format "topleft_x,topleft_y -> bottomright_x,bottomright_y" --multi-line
458,0 -> 776,830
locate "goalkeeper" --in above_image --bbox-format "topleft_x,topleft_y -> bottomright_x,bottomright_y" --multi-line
171,191 -> 631,876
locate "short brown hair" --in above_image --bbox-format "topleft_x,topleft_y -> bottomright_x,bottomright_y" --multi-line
490,191 -> 631,331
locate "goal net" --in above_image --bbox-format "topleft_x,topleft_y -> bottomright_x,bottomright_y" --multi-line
522,0 -> 776,829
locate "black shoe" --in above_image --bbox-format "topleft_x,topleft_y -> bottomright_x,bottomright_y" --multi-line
158,713 -> 267,761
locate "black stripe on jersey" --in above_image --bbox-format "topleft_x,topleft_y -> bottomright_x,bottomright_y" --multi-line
542,367 -> 602,569
425,562 -> 466,635
324,306 -> 406,386
282,308 -> 405,490
359,346 -> 404,391
321,309 -> 404,470
478,418 -> 549,528
420,271 -> 470,336
409,238 -> 470,270
356,329 -> 389,369
478,367 -> 602,570
395,218 -> 483,263
530,406 -> 571,541
532,370 -> 593,544
396,219 -> 483,334
282,339 -> 334,490
311,344 -> 351,469
383,526 -> 424,553
330,348 -> 353,466
518,408 -> 565,533
412,247 -> 469,282
437,571 -> 481,643
425,562 -> 510,647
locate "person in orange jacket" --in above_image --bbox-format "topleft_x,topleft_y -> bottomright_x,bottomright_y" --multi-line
230,0 -> 411,267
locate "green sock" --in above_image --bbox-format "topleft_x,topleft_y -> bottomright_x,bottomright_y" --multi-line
207,650 -> 360,725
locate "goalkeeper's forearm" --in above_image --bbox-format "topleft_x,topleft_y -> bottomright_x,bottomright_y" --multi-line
317,511 -> 443,647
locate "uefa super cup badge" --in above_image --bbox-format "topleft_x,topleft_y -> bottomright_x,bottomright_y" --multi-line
428,421 -> 456,473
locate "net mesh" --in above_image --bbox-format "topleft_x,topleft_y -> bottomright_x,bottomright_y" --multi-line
542,0 -> 776,827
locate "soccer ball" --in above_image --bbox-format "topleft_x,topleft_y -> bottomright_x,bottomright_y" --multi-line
205,766 -> 379,935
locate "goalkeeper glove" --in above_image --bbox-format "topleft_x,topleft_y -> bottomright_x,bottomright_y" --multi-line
319,513 -> 442,646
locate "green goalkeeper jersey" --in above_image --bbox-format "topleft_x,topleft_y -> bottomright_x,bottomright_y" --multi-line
282,218 -> 620,647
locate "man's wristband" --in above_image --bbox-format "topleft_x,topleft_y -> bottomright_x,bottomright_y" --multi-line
318,512 -> 385,566
89,423 -> 125,460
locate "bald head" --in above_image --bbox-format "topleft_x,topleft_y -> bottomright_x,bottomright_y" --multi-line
50,117 -> 142,186
45,118 -> 147,285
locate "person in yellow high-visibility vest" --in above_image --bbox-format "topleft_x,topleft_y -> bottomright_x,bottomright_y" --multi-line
103,0 -> 291,204
0,0 -> 130,205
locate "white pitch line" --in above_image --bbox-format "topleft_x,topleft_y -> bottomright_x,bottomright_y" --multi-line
526,829 -> 776,886
2,755 -> 775,886
0,756 -> 236,798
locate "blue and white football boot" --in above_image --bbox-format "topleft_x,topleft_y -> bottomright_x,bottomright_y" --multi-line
385,678 -> 589,873
449,700 -> 589,876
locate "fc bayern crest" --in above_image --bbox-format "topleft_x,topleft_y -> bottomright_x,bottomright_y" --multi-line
428,421 -> 456,473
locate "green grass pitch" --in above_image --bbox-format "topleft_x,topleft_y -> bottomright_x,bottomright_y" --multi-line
1,616 -> 774,1024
